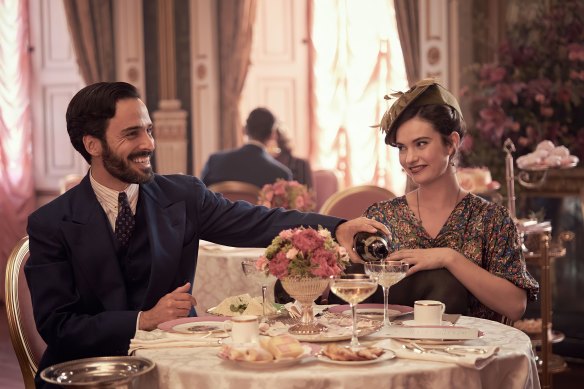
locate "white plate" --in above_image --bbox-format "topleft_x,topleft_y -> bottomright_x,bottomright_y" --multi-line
400,320 -> 453,327
316,349 -> 396,365
218,345 -> 312,369
172,321 -> 230,335
289,325 -> 381,343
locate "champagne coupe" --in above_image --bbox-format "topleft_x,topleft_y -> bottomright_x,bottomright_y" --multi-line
241,259 -> 274,319
330,274 -> 378,348
364,261 -> 409,329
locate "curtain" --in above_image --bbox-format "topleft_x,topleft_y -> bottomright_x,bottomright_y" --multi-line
0,0 -> 35,301
217,0 -> 257,150
63,0 -> 115,84
310,0 -> 408,194
394,0 -> 420,84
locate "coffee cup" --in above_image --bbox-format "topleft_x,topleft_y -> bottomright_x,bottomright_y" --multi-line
414,300 -> 445,325
230,315 -> 260,344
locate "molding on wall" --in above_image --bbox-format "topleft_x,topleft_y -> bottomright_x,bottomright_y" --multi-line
114,0 -> 146,99
419,0 -> 450,87
190,0 -> 219,176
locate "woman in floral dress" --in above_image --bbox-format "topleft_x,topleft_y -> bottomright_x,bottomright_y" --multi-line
368,79 -> 538,322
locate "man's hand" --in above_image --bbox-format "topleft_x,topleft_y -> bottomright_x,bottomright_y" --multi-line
335,217 -> 389,263
139,282 -> 197,330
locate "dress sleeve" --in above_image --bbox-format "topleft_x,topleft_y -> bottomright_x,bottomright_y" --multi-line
483,206 -> 539,301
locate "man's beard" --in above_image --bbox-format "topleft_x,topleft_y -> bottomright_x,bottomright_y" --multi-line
101,140 -> 154,184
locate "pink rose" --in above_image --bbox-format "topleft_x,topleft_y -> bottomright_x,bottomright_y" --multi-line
291,228 -> 324,252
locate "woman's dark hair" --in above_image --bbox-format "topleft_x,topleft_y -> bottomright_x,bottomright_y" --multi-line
66,82 -> 140,163
275,128 -> 293,155
387,104 -> 466,147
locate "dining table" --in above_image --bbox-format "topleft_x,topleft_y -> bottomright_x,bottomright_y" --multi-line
193,241 -> 272,315
135,315 -> 540,389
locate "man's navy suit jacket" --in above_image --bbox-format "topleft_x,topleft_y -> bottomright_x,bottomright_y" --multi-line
25,173 -> 341,381
201,143 -> 293,188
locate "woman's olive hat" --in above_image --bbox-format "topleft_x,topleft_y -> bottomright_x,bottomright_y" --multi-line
380,79 -> 463,145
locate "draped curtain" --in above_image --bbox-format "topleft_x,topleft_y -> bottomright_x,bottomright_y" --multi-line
63,0 -> 115,83
310,0 -> 408,194
217,0 -> 257,150
394,0 -> 420,84
0,0 -> 35,301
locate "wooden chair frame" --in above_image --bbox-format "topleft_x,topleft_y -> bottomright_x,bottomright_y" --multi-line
319,185 -> 396,215
207,181 -> 261,202
5,236 -> 41,388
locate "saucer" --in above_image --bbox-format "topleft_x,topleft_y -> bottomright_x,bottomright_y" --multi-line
401,320 -> 453,327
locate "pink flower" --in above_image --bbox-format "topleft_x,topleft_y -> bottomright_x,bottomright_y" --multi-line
259,226 -> 349,279
268,251 -> 290,279
291,228 -> 324,252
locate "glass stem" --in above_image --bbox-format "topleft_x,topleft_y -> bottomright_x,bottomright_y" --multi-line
261,284 -> 267,318
350,303 -> 359,348
383,286 -> 390,327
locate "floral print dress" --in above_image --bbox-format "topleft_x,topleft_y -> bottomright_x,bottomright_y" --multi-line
364,193 -> 539,321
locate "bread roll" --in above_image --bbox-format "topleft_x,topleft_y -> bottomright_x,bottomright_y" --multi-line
266,335 -> 304,359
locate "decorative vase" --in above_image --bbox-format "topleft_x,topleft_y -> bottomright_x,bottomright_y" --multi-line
280,277 -> 330,335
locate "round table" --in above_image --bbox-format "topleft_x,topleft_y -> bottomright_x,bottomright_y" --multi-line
193,242 -> 273,314
136,316 -> 540,389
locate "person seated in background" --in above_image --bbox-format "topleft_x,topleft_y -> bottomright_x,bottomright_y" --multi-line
357,79 -> 539,321
201,107 -> 293,188
25,82 -> 387,387
270,128 -> 314,189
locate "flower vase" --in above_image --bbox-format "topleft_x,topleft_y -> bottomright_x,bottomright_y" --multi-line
280,277 -> 329,335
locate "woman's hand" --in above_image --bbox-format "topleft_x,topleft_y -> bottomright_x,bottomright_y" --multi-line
388,248 -> 461,275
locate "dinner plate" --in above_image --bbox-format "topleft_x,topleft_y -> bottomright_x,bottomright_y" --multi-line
218,345 -> 313,369
289,325 -> 381,343
316,349 -> 396,365
207,305 -> 289,320
172,322 -> 230,335
330,304 -> 413,320
158,316 -> 228,333
400,320 -> 453,327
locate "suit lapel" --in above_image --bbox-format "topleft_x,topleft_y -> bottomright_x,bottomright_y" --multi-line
140,180 -> 186,309
61,175 -> 128,310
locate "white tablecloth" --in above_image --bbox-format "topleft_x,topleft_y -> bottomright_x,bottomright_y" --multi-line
136,316 -> 540,389
193,242 -> 274,315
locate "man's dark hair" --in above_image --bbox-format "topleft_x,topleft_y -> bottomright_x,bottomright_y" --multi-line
66,82 -> 140,163
245,107 -> 276,143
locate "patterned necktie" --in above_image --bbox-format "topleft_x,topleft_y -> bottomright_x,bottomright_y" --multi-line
115,192 -> 135,247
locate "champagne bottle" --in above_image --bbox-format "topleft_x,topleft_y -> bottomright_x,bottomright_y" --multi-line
353,230 -> 390,261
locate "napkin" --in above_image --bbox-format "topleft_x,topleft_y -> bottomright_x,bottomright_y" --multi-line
378,339 -> 499,370
128,329 -> 223,354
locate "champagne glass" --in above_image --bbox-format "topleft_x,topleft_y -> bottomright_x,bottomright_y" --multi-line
241,259 -> 274,319
330,274 -> 378,348
364,261 -> 408,329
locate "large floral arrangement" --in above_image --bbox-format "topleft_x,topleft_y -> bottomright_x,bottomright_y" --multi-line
461,1 -> 584,182
256,226 -> 350,279
258,179 -> 315,212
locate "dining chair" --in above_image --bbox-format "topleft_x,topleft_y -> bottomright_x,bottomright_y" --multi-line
313,169 -> 341,211
207,181 -> 261,204
5,236 -> 46,389
319,185 -> 396,219
59,173 -> 83,194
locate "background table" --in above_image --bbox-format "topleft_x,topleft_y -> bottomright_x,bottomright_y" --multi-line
137,316 -> 540,389
193,242 -> 274,315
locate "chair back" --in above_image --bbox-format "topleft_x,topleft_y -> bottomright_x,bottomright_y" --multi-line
313,169 -> 341,211
5,236 -> 46,389
59,173 -> 83,194
207,181 -> 261,204
319,185 -> 396,219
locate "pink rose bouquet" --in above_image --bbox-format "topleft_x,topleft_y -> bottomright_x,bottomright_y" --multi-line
257,226 -> 350,279
258,179 -> 315,212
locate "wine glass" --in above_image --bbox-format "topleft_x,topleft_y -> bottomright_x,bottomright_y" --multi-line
241,259 -> 274,319
330,274 -> 378,348
364,261 -> 409,330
